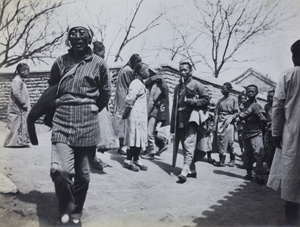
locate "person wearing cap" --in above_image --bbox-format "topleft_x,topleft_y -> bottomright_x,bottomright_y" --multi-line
48,21 -> 111,224
112,54 -> 142,155
171,61 -> 210,183
141,64 -> 170,160
267,39 -> 300,226
4,63 -> 31,148
213,82 -> 238,167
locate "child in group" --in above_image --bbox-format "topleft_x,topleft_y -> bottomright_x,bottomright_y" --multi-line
122,62 -> 149,172
236,84 -> 267,184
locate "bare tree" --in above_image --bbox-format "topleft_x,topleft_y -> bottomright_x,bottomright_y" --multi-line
158,19 -> 203,70
193,0 -> 291,78
113,0 -> 167,62
0,0 -> 65,68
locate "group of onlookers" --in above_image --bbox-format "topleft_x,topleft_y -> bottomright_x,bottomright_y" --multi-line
3,20 -> 300,226
112,54 -> 170,172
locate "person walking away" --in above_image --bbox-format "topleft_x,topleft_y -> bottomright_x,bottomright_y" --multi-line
122,62 -> 149,172
4,63 -> 31,148
267,39 -> 300,226
113,54 -> 142,155
48,21 -> 111,225
213,82 -> 238,167
236,84 -> 266,184
263,89 -> 275,173
170,61 -> 209,183
141,64 -> 170,160
91,41 -> 118,171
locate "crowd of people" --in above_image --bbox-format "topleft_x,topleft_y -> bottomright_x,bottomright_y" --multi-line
3,20 -> 300,226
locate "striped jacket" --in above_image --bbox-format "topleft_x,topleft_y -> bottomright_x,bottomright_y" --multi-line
49,49 -> 111,147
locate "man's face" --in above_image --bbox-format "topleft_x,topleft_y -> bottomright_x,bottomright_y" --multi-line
221,85 -> 229,96
69,27 -> 90,51
246,86 -> 258,100
267,92 -> 274,104
179,64 -> 192,81
140,65 -> 150,80
19,66 -> 30,77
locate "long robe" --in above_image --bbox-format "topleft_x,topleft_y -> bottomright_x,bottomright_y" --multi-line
213,96 -> 238,154
124,79 -> 148,150
4,75 -> 31,147
267,66 -> 300,203
112,65 -> 135,138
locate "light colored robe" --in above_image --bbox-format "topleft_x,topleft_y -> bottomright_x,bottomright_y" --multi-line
124,79 -> 147,150
4,75 -> 31,147
267,66 -> 300,203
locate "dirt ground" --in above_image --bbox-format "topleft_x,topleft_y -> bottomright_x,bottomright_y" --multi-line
0,121 -> 286,227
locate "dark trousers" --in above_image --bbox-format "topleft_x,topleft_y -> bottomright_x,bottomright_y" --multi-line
126,146 -> 141,161
50,143 -> 95,217
285,201 -> 299,226
244,133 -> 264,176
264,129 -> 276,169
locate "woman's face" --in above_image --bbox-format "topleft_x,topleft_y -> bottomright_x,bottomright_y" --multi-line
68,27 -> 90,51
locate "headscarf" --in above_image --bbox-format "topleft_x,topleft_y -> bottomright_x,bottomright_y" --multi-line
65,20 -> 94,46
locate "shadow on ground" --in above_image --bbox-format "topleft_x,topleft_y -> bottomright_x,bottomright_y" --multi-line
17,190 -> 58,226
183,179 -> 286,227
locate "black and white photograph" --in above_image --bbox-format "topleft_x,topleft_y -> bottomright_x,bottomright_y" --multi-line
0,0 -> 300,226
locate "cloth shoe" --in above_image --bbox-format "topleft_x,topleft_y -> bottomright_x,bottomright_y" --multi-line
133,160 -> 148,171
123,160 -> 139,172
228,160 -> 235,167
186,172 -> 197,178
244,174 -> 253,180
176,174 -> 187,184
91,157 -> 105,171
213,154 -> 226,167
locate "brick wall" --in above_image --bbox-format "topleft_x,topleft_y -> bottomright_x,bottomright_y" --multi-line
0,64 -> 267,121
